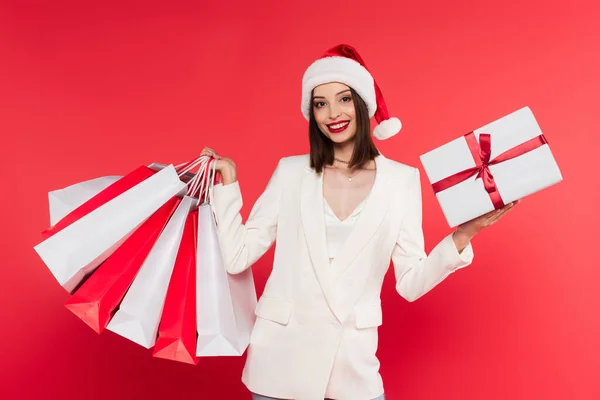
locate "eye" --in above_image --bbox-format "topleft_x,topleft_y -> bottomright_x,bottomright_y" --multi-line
313,101 -> 326,108
341,96 -> 352,103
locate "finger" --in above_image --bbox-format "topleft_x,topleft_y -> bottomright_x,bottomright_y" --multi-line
489,206 -> 511,221
491,203 -> 514,218
487,204 -> 515,225
476,200 -> 517,227
487,210 -> 506,225
201,148 -> 220,159
481,205 -> 510,226
481,207 -> 504,222
479,209 -> 499,221
488,201 -> 514,215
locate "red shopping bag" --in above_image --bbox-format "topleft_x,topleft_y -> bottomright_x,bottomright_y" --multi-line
64,197 -> 181,333
153,210 -> 198,365
42,166 -> 156,239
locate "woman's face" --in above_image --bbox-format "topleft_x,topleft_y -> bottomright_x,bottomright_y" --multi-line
312,82 -> 357,144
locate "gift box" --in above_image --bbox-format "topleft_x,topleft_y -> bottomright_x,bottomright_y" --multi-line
419,106 -> 563,228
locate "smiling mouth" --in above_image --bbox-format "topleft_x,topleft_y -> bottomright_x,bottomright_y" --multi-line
327,121 -> 350,133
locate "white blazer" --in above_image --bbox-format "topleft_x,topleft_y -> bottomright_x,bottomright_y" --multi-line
211,153 -> 474,400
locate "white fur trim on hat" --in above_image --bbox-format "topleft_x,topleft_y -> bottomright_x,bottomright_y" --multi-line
301,56 -> 377,120
373,117 -> 402,140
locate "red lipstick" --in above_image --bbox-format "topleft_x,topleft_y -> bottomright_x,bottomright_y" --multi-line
327,120 -> 350,134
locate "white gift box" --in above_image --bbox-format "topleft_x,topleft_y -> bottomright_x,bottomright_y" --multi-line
419,106 -> 563,228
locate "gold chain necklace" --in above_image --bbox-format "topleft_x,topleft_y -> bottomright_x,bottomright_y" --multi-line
332,163 -> 363,182
334,157 -> 350,164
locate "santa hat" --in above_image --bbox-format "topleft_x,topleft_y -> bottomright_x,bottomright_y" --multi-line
301,44 -> 401,140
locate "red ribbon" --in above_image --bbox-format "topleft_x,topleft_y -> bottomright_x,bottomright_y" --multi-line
431,132 -> 548,209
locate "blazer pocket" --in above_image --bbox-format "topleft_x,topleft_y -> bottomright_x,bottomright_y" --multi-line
255,297 -> 292,325
355,304 -> 383,329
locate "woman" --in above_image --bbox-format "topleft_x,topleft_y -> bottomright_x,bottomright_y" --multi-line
203,44 -> 517,400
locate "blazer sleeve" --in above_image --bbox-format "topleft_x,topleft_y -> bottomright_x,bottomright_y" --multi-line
210,159 -> 284,275
391,167 -> 474,302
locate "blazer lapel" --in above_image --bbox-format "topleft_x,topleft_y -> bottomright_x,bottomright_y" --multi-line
300,155 -> 394,323
329,154 -> 393,283
299,165 -> 337,316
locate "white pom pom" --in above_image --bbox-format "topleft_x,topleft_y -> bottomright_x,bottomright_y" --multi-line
373,117 -> 402,140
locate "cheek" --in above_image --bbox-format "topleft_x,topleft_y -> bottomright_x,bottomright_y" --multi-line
343,103 -> 356,119
348,121 -> 358,137
313,108 -> 327,125
313,111 -> 329,135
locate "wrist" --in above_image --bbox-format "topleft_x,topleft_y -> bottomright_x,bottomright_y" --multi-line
452,229 -> 473,254
220,167 -> 237,185
455,224 -> 477,239
453,229 -> 474,243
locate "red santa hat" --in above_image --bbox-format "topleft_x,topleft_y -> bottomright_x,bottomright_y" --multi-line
301,44 -> 401,140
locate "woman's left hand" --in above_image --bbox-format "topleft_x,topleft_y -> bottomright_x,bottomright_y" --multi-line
452,200 -> 520,251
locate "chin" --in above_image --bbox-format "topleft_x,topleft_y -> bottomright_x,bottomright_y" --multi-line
329,134 -> 354,144
322,127 -> 356,144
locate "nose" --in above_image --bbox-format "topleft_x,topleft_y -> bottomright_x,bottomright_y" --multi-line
328,103 -> 342,120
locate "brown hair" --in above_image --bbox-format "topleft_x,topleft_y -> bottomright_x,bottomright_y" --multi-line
308,87 -> 379,173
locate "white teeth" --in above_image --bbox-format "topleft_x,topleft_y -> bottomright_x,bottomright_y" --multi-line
329,121 -> 349,129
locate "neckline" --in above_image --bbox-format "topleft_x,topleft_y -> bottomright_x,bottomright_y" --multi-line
322,158 -> 378,223
323,195 -> 369,223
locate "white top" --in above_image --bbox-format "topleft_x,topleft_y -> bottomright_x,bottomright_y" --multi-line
323,196 -> 369,259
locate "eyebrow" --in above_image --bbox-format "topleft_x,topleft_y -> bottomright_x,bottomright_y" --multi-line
313,89 -> 351,99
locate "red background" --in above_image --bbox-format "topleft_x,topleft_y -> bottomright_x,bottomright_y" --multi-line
1,1 -> 599,399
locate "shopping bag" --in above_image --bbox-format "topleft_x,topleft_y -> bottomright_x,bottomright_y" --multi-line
41,166 -> 155,239
196,161 -> 257,356
48,176 -> 121,227
44,157 -> 206,232
64,196 -> 181,333
34,165 -> 186,292
106,195 -> 196,348
153,210 -> 198,365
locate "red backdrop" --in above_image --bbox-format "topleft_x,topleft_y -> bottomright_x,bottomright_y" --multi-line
1,1 -> 598,399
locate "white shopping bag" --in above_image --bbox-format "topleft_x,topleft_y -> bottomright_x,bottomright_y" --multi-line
48,176 -> 121,226
196,161 -> 257,356
107,195 -> 197,348
46,163 -> 197,226
34,166 -> 187,292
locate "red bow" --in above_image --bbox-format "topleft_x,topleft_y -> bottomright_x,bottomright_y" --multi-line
431,132 -> 548,209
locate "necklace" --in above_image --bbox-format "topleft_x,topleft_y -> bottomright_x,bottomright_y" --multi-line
332,163 -> 362,182
334,157 -> 350,164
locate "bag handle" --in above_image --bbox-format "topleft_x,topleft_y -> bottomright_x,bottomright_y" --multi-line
190,158 -> 211,200
173,154 -> 218,200
176,155 -> 209,177
186,157 -> 210,197
174,155 -> 211,198
203,158 -> 218,204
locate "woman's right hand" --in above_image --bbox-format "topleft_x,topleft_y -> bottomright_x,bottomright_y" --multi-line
201,147 -> 237,185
